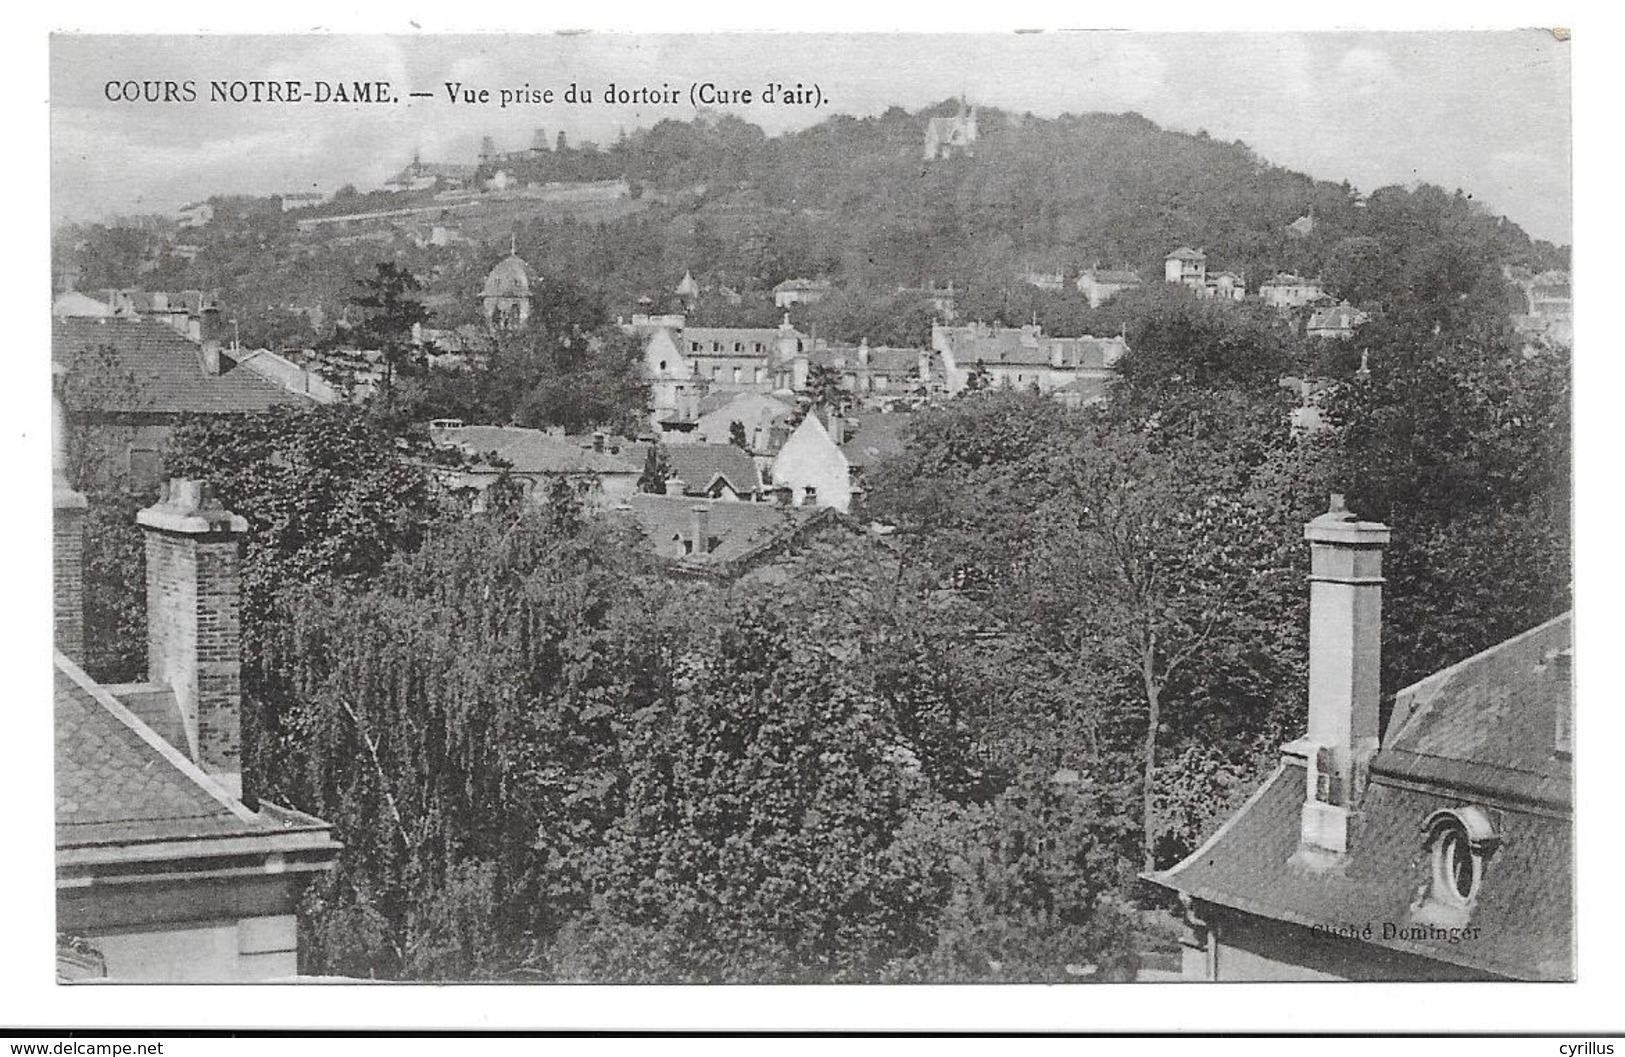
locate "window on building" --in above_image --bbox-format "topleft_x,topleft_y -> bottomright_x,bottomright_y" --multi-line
659,360 -> 667,371
732,367 -> 741,384
690,342 -> 701,353
1422,807 -> 1497,910
1435,827 -> 1478,904
734,342 -> 744,352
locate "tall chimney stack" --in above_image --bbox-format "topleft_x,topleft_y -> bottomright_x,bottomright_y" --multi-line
53,367 -> 88,662
136,479 -> 248,789
1287,494 -> 1390,860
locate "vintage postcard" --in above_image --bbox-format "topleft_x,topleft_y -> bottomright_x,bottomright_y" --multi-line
47,30 -> 1572,989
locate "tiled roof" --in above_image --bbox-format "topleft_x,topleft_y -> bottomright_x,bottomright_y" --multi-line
434,426 -> 641,475
55,662 -> 289,848
1149,613 -> 1574,981
622,494 -> 827,568
1167,247 -> 1206,261
663,444 -> 763,495
54,317 -> 312,416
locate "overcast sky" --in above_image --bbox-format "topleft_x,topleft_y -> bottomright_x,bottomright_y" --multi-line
50,32 -> 1572,243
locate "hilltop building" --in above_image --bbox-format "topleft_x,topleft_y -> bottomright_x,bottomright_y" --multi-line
1147,497 -> 1572,982
923,99 -> 978,161
383,150 -> 478,193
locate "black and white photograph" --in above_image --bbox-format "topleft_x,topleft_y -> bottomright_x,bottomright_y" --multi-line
39,24 -> 1584,1008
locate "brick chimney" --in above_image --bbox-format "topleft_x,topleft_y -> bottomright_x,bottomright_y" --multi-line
53,367 -> 88,661
1286,494 -> 1390,859
136,479 -> 248,787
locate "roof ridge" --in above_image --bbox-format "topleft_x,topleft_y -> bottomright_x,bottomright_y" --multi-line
54,651 -> 258,824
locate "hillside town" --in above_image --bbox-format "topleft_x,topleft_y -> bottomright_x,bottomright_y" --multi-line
51,88 -> 1572,986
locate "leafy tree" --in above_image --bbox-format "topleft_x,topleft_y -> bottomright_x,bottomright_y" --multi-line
728,420 -> 749,450
165,405 -> 439,800
350,262 -> 432,414
804,364 -> 855,417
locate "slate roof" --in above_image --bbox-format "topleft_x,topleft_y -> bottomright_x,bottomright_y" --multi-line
55,660 -> 329,851
1148,613 -> 1574,981
434,425 -> 641,475
663,443 -> 763,496
1167,247 -> 1206,262
53,317 -> 312,416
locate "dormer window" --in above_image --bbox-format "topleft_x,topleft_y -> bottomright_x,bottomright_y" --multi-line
1434,826 -> 1478,905
1420,806 -> 1499,912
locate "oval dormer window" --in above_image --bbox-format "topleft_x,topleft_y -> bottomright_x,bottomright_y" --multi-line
1434,825 -> 1478,904
1423,806 -> 1498,908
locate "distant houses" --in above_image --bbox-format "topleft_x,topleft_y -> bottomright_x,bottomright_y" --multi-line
1306,301 -> 1369,340
1076,268 -> 1143,308
931,322 -> 1125,399
427,424 -> 643,509
1258,273 -> 1327,310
